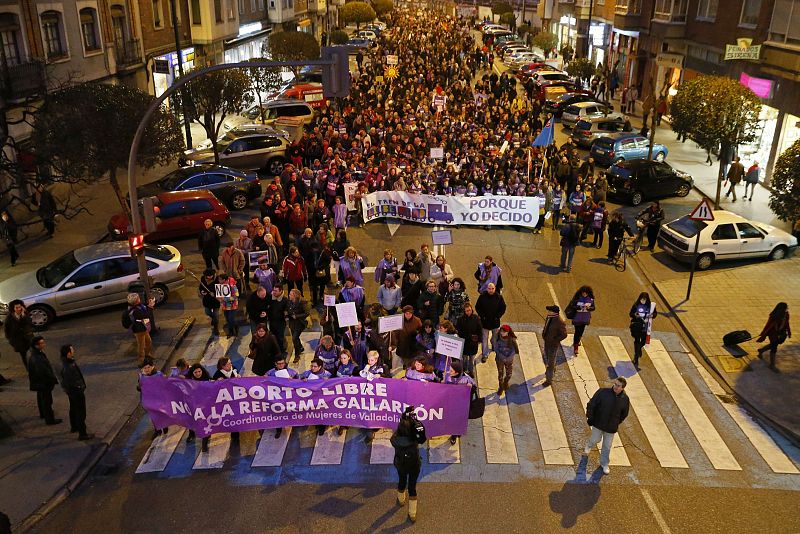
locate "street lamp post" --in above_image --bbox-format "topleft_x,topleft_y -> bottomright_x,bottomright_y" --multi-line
585,0 -> 595,59
169,0 -> 192,149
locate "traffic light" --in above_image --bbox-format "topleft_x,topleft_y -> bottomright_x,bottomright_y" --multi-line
142,196 -> 159,233
321,46 -> 350,99
129,233 -> 145,255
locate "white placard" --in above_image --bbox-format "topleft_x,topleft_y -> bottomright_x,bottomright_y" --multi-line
343,182 -> 359,210
274,369 -> 291,379
430,147 -> 444,159
431,229 -> 452,245
379,314 -> 404,333
386,54 -> 398,65
435,332 -> 464,360
215,284 -> 233,298
323,294 -> 336,306
335,301 -> 359,327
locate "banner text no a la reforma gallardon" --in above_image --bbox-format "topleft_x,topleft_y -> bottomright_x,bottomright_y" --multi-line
140,376 -> 470,438
361,191 -> 541,227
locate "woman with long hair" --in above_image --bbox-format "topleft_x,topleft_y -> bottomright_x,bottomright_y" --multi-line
756,302 -> 791,372
567,285 -> 595,356
629,292 -> 657,369
390,408 -> 426,522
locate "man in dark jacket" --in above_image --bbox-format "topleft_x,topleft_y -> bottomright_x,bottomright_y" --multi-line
247,286 -> 271,334
559,214 -> 581,273
4,299 -> 34,369
35,186 -> 57,237
59,344 -> 91,439
198,219 -> 221,270
267,285 -> 289,356
474,282 -> 506,363
584,377 -> 630,474
28,336 -> 61,425
542,305 -> 567,386
637,201 -> 665,252
199,269 -> 221,336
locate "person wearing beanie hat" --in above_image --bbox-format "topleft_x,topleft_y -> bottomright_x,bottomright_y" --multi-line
444,358 -> 475,444
542,305 -> 567,387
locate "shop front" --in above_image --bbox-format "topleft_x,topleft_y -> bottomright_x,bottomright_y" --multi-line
587,21 -> 609,68
557,15 -> 577,52
224,22 -> 271,64
152,48 -> 195,100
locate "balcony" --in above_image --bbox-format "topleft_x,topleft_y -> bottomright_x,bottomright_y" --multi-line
1,60 -> 47,101
614,0 -> 643,29
114,39 -> 143,69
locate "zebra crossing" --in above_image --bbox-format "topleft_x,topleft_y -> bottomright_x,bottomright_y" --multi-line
134,328 -> 800,484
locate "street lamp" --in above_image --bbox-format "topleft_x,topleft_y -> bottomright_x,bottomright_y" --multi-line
585,0 -> 595,59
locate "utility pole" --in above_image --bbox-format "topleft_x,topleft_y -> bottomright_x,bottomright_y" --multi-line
170,0 -> 193,148
585,0 -> 594,59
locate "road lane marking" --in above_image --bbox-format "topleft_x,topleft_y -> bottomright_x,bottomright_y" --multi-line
476,357 -> 519,464
517,332 -> 573,465
427,435 -> 460,463
252,428 -> 293,467
310,427 -> 347,465
135,426 -> 187,473
640,487 -> 673,534
599,336 -> 688,468
369,428 -> 395,464
563,335 -> 631,466
687,353 -> 799,474
646,339 -> 740,470
192,433 -> 231,470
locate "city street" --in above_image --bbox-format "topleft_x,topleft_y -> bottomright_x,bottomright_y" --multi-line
1,7 -> 799,534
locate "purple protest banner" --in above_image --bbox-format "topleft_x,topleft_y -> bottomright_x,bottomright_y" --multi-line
141,376 -> 470,438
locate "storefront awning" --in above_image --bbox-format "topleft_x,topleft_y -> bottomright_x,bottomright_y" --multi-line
224,28 -> 271,48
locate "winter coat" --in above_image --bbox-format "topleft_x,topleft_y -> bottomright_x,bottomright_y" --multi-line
542,314 -> 567,347
282,255 -> 307,282
586,387 -> 630,434
757,311 -> 791,344
456,313 -> 483,356
59,357 -> 86,392
249,332 -> 281,376
266,295 -> 288,326
198,227 -> 220,256
28,348 -> 58,392
4,312 -> 34,352
475,292 -> 506,330
287,299 -> 309,332
417,290 -> 443,324
220,247 -> 246,280
396,315 -> 423,359
494,334 -> 519,361
401,279 -> 423,309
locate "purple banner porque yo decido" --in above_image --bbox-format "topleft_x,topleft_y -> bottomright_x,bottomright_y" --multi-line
141,376 -> 470,438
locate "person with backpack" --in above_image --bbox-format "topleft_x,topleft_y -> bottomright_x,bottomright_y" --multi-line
123,293 -> 153,364
559,214 -> 581,273
629,292 -> 657,369
391,406 -> 427,523
565,286 -> 596,356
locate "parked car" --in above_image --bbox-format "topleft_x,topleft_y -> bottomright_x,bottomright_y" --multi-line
658,211 -> 797,270
108,190 -> 230,242
181,130 -> 288,174
506,53 -> 544,71
531,81 -> 576,104
605,160 -> 692,206
355,29 -> 377,40
561,101 -> 621,129
591,134 -> 668,166
222,99 -> 316,132
530,70 -> 572,87
570,116 -> 633,148
517,62 -> 557,80
276,83 -> 327,109
544,91 -> 599,116
344,38 -> 378,52
494,40 -> 524,55
0,242 -> 185,328
136,165 -> 261,211
194,123 -> 290,151
498,44 -> 528,59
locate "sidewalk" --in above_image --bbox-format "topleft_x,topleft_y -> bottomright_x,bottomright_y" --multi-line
0,317 -> 194,532
652,257 -> 800,442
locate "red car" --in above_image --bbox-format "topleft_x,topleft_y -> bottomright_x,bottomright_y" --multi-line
517,63 -> 556,81
108,190 -> 230,242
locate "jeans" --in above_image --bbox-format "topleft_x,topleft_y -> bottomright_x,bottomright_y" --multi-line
586,426 -> 616,469
290,323 -> 305,357
134,331 -> 153,362
204,307 -> 219,331
481,327 -> 499,358
223,309 -> 238,335
592,228 -> 604,248
396,462 -> 421,497
743,182 -> 756,198
462,352 -> 476,375
573,324 -> 587,346
560,245 -> 576,270
67,389 -> 87,435
726,182 -> 738,200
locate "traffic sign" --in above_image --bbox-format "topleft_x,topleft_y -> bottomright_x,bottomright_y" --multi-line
689,198 -> 715,221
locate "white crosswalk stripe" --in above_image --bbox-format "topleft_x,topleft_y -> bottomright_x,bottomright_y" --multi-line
133,330 -> 799,480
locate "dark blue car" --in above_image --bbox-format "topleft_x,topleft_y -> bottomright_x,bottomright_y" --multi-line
590,134 -> 668,167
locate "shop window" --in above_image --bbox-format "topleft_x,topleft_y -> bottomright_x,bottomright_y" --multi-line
696,0 -> 717,21
215,0 -> 223,22
0,13 -> 23,66
41,10 -> 67,60
152,0 -> 163,28
739,0 -> 761,27
768,0 -> 800,46
191,0 -> 201,24
80,8 -> 101,52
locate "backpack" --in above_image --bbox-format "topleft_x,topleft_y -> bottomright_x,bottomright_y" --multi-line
121,308 -> 133,330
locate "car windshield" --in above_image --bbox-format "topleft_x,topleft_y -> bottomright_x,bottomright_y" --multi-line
667,216 -> 708,238
37,251 -> 80,288
144,244 -> 175,261
158,168 -> 196,189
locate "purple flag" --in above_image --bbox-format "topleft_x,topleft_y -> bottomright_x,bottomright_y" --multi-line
141,376 -> 471,438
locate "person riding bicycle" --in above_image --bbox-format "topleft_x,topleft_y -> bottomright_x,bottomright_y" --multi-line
636,201 -> 665,252
607,212 -> 633,263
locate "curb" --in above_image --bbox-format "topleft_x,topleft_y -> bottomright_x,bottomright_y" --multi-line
16,316 -> 196,533
637,256 -> 800,447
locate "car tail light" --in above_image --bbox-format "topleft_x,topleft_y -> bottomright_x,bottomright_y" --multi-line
609,150 -> 615,158
177,263 -> 184,272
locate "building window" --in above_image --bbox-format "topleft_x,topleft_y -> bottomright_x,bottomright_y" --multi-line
80,8 -> 100,51
740,0 -> 761,27
259,0 -> 265,10
215,0 -> 223,22
269,0 -> 275,9
110,5 -> 127,44
0,13 -> 22,66
41,11 -> 67,59
768,0 -> 800,45
696,0 -> 717,20
152,0 -> 163,28
239,0 -> 245,14
250,0 -> 256,12
654,0 -> 688,22
191,0 -> 201,24
615,0 -> 641,14
228,0 -> 235,19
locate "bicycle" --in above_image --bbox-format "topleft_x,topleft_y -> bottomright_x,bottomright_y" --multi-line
613,235 -> 639,272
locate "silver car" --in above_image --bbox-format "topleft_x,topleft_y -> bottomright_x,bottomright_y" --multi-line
182,132 -> 289,175
0,242 -> 185,328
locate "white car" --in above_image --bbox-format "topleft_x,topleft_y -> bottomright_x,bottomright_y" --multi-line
561,101 -> 620,129
355,30 -> 377,41
657,210 -> 797,270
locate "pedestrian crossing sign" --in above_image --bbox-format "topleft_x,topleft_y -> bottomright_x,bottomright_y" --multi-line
689,198 -> 715,221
